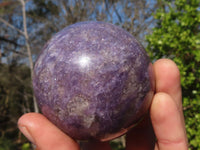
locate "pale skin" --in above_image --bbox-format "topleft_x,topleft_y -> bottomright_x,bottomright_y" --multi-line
18,59 -> 188,150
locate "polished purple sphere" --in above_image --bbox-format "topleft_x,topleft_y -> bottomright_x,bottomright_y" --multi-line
33,21 -> 155,141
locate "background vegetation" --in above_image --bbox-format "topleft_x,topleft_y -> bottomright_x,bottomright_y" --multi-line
0,0 -> 199,149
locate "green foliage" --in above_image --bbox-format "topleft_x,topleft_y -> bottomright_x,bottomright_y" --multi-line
146,0 -> 200,149
22,143 -> 31,150
0,63 -> 33,150
110,141 -> 125,150
0,137 -> 31,150
110,137 -> 126,150
0,137 -> 15,150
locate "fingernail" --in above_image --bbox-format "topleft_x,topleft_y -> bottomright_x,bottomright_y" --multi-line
19,126 -> 36,144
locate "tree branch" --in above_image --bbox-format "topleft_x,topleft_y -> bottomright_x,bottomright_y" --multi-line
0,36 -> 23,47
19,0 -> 39,113
113,3 -> 122,23
104,0 -> 111,18
0,17 -> 25,36
0,1 -> 14,8
4,47 -> 28,56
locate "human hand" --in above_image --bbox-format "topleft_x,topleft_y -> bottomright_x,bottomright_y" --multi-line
18,59 -> 188,150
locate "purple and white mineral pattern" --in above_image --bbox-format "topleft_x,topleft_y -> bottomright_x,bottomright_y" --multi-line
33,21 -> 155,141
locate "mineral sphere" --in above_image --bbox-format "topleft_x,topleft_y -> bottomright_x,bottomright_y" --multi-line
33,21 -> 155,141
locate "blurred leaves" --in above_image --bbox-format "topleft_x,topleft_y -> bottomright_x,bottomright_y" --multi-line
146,0 -> 200,149
0,137 -> 15,150
0,63 -> 33,150
21,143 -> 31,150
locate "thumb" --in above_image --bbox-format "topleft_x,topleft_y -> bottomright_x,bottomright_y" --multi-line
18,113 -> 80,150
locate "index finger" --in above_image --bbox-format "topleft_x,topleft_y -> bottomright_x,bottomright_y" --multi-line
153,59 -> 186,131
153,59 -> 182,110
151,59 -> 188,149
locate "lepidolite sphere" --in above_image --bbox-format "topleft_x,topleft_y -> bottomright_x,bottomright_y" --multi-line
33,21 -> 155,141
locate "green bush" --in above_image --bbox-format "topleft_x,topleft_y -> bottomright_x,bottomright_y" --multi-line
146,0 -> 200,149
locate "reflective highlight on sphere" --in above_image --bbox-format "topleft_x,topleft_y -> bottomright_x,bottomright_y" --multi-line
33,21 -> 155,141
78,55 -> 91,68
